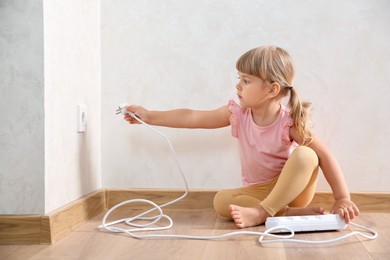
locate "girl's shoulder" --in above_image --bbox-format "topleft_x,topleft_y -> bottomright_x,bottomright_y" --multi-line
228,99 -> 249,114
228,99 -> 240,111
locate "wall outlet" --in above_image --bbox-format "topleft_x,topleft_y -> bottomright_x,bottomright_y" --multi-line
77,104 -> 87,133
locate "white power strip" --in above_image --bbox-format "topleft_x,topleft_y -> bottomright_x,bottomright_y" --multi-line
265,214 -> 347,233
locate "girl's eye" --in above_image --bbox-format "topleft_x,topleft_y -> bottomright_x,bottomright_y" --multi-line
238,77 -> 249,84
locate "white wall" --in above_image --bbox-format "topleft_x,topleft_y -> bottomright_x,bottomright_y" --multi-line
0,0 -> 101,215
1,0 -> 389,215
101,0 -> 390,192
44,0 -> 101,213
0,0 -> 45,214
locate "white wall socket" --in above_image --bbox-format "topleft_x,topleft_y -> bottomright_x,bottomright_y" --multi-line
77,104 -> 87,133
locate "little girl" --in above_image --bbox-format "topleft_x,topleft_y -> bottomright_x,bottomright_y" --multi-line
123,45 -> 359,228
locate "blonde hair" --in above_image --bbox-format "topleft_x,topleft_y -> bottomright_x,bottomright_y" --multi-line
236,45 -> 313,145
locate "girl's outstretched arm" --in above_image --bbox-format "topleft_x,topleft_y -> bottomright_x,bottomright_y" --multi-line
124,104 -> 231,129
290,128 -> 359,223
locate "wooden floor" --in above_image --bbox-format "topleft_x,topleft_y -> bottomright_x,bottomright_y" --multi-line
0,210 -> 389,260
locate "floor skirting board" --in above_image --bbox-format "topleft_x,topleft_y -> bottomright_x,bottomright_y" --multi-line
1,189 -> 389,244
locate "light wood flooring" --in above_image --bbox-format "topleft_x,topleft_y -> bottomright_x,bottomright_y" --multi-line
0,210 -> 389,260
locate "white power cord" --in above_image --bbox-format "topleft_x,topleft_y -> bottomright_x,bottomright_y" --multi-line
99,104 -> 378,245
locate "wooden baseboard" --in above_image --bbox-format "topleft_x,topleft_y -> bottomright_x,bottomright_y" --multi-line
49,190 -> 106,244
309,192 -> 390,213
1,189 -> 389,245
0,190 -> 106,245
0,215 -> 50,245
106,189 -> 217,210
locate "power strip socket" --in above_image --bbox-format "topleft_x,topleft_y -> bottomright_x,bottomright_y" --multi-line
265,214 -> 347,233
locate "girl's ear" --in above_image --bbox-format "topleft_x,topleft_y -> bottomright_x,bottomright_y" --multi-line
269,82 -> 281,98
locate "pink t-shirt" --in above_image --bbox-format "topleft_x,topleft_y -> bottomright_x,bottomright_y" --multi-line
229,100 -> 298,186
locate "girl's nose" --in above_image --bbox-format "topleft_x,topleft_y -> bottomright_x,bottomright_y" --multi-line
236,83 -> 241,90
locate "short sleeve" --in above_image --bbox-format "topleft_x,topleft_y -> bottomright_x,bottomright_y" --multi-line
228,100 -> 239,138
281,117 -> 294,145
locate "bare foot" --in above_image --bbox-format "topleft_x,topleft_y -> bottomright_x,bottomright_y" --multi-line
286,206 -> 324,216
228,204 -> 270,229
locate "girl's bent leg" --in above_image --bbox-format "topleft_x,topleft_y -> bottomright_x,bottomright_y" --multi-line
214,146 -> 319,228
260,146 -> 319,216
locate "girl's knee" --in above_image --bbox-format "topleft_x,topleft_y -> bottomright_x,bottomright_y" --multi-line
291,146 -> 318,166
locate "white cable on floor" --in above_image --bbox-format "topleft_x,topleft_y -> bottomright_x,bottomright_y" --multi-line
99,107 -> 378,245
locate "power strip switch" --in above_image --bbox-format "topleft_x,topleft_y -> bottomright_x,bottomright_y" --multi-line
265,214 -> 347,233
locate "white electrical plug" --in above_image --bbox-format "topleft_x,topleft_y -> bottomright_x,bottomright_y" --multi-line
116,103 -> 136,118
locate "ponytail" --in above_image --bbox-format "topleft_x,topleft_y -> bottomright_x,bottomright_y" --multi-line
288,87 -> 313,145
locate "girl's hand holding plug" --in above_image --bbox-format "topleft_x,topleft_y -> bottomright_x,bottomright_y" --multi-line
124,105 -> 148,124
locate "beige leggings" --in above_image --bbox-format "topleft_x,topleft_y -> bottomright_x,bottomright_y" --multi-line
213,146 -> 319,218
